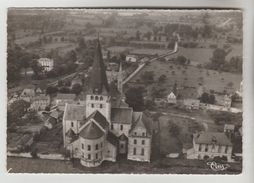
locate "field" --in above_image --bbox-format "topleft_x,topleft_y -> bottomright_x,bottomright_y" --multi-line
127,59 -> 242,101
65,17 -> 103,26
14,36 -> 39,44
41,42 -> 73,50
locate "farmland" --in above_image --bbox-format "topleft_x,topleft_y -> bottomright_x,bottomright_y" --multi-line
14,36 -> 39,44
127,59 -> 242,101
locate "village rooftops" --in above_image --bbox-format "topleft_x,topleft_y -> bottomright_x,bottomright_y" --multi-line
20,88 -> 36,97
34,94 -> 50,101
64,104 -> 86,121
111,108 -> 133,124
83,110 -> 109,130
193,132 -> 233,146
56,93 -> 76,100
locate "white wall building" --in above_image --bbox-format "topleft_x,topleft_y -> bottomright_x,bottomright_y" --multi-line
38,58 -> 54,72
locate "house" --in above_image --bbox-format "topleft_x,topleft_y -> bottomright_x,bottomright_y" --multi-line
224,95 -> 232,108
197,85 -> 206,98
50,109 -> 63,123
183,99 -> 200,109
55,94 -> 76,104
167,83 -> 178,104
224,124 -> 235,133
140,57 -> 149,63
20,88 -> 36,102
38,58 -> 54,72
32,94 -> 50,111
126,55 -> 137,63
107,62 -> 119,71
186,132 -> 233,161
62,40 -> 153,167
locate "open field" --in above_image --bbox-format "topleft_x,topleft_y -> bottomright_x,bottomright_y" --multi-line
41,42 -> 73,50
14,36 -> 39,44
65,17 -> 103,26
128,60 -> 242,100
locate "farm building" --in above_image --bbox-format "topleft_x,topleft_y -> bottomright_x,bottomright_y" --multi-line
224,95 -> 232,108
183,99 -> 200,109
31,94 -> 50,111
126,55 -> 138,63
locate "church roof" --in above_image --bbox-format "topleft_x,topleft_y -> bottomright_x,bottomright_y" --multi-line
108,81 -> 122,107
88,39 -> 109,95
84,110 -> 109,129
111,108 -> 133,124
79,121 -> 105,139
130,112 -> 153,135
66,128 -> 76,138
106,131 -> 118,147
64,104 -> 86,121
118,133 -> 128,141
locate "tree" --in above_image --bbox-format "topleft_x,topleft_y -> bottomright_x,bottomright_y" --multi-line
208,94 -> 216,104
200,93 -> 209,103
7,63 -> 20,83
85,22 -> 94,29
176,55 -> 187,65
19,55 -> 31,76
136,30 -> 140,40
61,37 -> 65,42
7,100 -> 30,125
227,81 -> 234,88
71,84 -> 83,95
78,38 -> 86,50
54,37 -> 58,42
46,86 -> 58,95
145,99 -> 156,110
158,74 -> 167,83
140,71 -> 154,85
107,50 -> 111,60
120,53 -> 126,62
168,121 -> 181,137
29,59 -> 43,76
125,87 -> 144,111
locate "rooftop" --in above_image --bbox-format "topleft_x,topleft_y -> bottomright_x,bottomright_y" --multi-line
79,121 -> 105,139
193,132 -> 233,146
64,104 -> 86,121
56,93 -> 76,100
111,108 -> 133,124
83,110 -> 109,129
184,99 -> 200,106
130,112 -> 153,135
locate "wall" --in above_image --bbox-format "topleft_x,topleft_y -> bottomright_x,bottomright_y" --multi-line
7,151 -> 70,160
110,123 -> 131,137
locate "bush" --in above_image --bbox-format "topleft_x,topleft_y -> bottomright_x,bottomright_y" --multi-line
30,148 -> 38,158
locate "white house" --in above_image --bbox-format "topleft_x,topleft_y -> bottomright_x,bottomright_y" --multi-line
38,58 -> 54,72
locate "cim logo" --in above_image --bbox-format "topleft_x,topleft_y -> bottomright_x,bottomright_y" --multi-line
207,161 -> 230,171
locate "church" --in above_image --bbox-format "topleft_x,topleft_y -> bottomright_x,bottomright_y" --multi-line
62,40 -> 153,167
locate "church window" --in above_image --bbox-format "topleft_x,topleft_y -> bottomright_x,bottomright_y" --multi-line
101,142 -> 103,148
95,96 -> 99,101
134,132 -> 137,135
91,104 -> 94,108
120,125 -> 123,130
142,132 -> 146,136
82,143 -> 84,149
88,145 -> 91,151
142,140 -> 145,145
133,148 -> 136,155
100,104 -> 103,108
95,144 -> 98,150
111,124 -> 114,130
100,96 -> 103,101
218,145 -> 221,153
96,153 -> 98,159
141,148 -> 144,156
71,122 -> 74,127
121,144 -> 124,149
88,154 -> 91,160
134,139 -> 137,144
82,153 -> 84,158
205,144 -> 208,152
90,96 -> 94,100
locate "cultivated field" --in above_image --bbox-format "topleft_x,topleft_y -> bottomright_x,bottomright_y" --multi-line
41,42 -> 73,50
14,36 -> 39,44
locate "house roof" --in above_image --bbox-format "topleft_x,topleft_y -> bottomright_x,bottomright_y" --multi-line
108,81 -> 121,107
79,121 -> 105,139
64,104 -> 86,121
106,131 -> 118,147
34,94 -> 49,101
16,134 -> 33,146
50,110 -> 63,119
193,132 -> 232,146
111,107 -> 133,124
130,112 -> 152,135
56,94 -> 76,100
224,95 -> 232,101
224,124 -> 235,131
47,117 -> 57,126
184,99 -> 200,107
83,110 -> 109,129
20,88 -> 35,97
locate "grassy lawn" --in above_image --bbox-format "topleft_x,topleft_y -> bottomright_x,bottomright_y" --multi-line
14,36 -> 39,44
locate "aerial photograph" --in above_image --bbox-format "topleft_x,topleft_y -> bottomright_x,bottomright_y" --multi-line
6,8 -> 243,174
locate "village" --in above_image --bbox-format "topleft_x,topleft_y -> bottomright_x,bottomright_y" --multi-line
6,9 -> 243,174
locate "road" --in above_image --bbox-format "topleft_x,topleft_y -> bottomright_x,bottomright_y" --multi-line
123,34 -> 180,85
